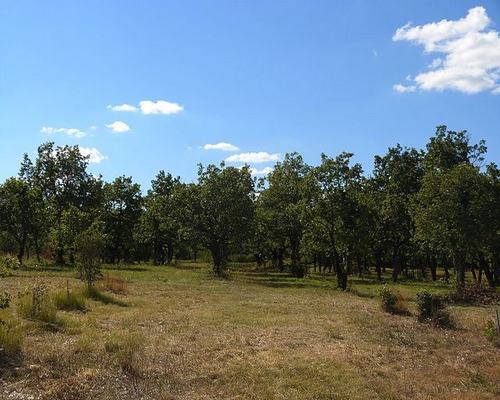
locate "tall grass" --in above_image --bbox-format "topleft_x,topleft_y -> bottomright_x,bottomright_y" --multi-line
0,312 -> 24,362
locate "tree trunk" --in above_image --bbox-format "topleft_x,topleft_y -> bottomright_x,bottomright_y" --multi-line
454,255 -> 466,288
430,256 -> 437,281
391,254 -> 400,283
210,243 -> 226,277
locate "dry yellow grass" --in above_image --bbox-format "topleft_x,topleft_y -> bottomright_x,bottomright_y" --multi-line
0,262 -> 499,399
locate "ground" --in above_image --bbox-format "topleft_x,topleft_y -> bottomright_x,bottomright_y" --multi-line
0,262 -> 499,400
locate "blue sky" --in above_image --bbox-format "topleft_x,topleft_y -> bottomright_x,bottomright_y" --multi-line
1,0 -> 499,189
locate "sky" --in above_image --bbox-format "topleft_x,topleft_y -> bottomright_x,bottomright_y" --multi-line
1,0 -> 499,189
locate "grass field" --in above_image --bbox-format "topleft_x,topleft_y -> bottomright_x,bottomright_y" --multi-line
1,262 -> 499,399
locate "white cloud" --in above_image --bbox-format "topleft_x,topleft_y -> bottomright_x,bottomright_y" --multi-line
203,142 -> 239,151
393,83 -> 417,93
41,126 -> 86,138
250,167 -> 273,176
79,147 -> 107,164
139,100 -> 183,115
393,6 -> 500,94
107,100 -> 183,115
107,104 -> 138,112
226,152 -> 280,163
105,121 -> 130,133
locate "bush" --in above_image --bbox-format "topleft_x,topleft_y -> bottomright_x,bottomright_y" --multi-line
416,290 -> 455,329
448,282 -> 500,305
379,285 -> 408,315
0,314 -> 23,363
105,331 -> 144,373
17,283 -> 61,328
0,255 -> 19,277
484,320 -> 500,347
102,275 -> 128,295
0,292 -> 11,309
53,288 -> 86,312
75,223 -> 106,289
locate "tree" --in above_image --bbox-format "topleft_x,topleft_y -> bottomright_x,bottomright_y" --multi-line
372,145 -> 424,281
103,176 -> 142,263
0,178 -> 40,264
413,164 -> 487,287
27,143 -> 101,264
178,163 -> 255,277
136,171 -> 182,265
259,153 -> 310,277
310,152 -> 369,289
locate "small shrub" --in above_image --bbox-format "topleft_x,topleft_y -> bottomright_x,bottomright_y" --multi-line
17,283 -> 62,328
0,255 -> 19,277
484,320 -> 500,347
379,285 -> 408,315
105,331 -> 144,373
416,290 -> 455,329
102,275 -> 128,295
0,292 -> 11,309
0,314 -> 23,363
75,223 -> 106,289
54,289 -> 86,312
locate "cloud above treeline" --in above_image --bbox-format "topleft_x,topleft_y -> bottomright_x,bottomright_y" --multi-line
107,99 -> 184,115
393,6 -> 500,94
105,121 -> 130,133
41,126 -> 87,138
203,142 -> 239,151
225,152 -> 281,163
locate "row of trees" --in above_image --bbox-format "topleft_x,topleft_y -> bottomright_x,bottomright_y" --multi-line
0,127 -> 498,288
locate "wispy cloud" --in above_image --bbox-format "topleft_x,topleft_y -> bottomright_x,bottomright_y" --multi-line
203,142 -> 239,151
107,104 -> 138,112
393,83 -> 416,93
41,126 -> 86,138
105,121 -> 130,133
79,147 -> 107,164
226,152 -> 280,163
393,6 -> 500,94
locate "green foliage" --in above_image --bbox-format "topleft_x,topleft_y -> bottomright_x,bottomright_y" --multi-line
416,290 -> 455,329
105,331 -> 144,372
0,313 -> 24,362
103,176 -> 142,263
53,289 -> 86,311
75,222 -> 106,289
17,283 -> 61,328
379,285 -> 408,315
483,320 -> 500,347
0,255 -> 19,277
177,163 -> 255,277
0,292 -> 11,309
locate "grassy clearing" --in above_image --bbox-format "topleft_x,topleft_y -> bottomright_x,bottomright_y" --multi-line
0,262 -> 499,399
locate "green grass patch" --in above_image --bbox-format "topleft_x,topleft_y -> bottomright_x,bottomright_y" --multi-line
53,289 -> 87,312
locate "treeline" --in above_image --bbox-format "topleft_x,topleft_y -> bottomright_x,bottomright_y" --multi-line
0,126 -> 499,288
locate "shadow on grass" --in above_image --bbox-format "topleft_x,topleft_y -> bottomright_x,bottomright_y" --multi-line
237,271 -> 337,289
102,265 -> 148,273
84,287 -> 128,307
21,265 -> 68,273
